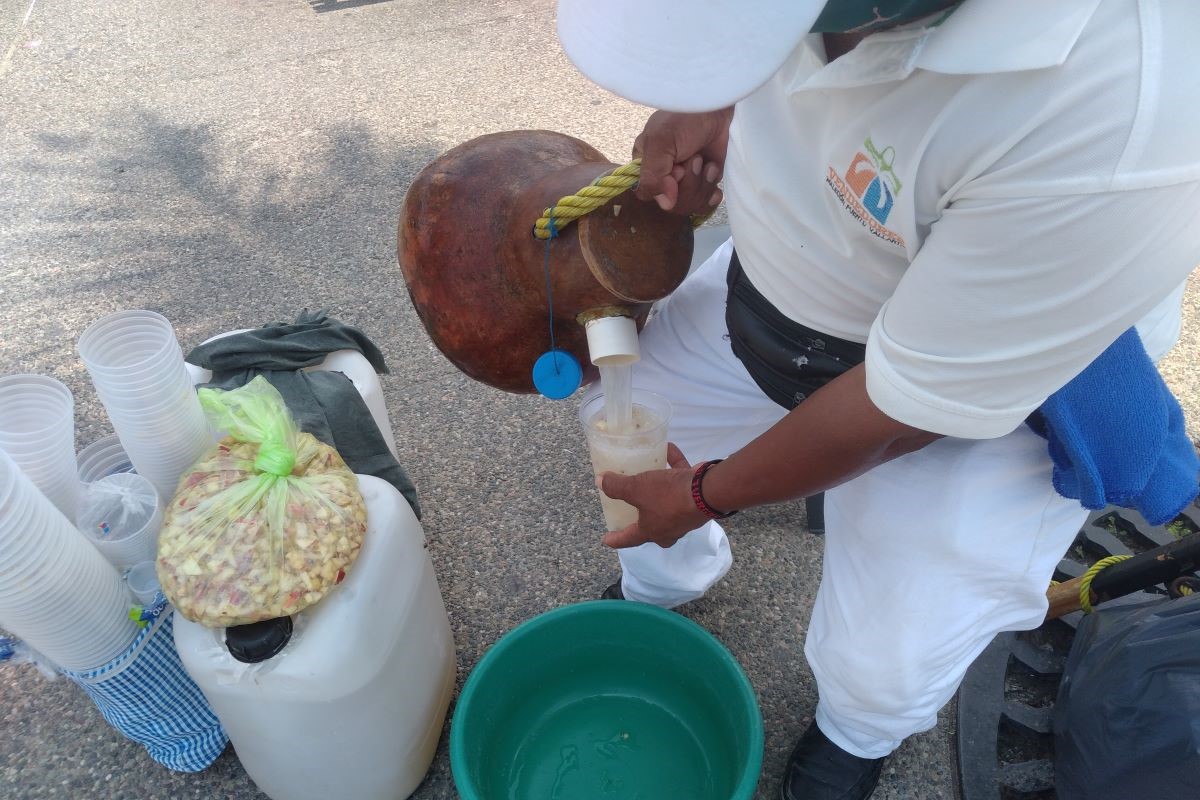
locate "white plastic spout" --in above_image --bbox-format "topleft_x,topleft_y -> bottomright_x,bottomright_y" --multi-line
584,313 -> 640,367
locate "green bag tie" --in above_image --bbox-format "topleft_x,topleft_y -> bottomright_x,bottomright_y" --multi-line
198,377 -> 301,478
254,439 -> 295,477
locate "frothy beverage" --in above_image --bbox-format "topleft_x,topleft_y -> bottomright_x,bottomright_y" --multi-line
580,393 -> 671,532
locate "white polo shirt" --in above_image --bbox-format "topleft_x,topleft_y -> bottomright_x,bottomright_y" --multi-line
724,0 -> 1200,438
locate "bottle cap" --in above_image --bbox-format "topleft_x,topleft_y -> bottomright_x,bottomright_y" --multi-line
225,617 -> 293,663
532,350 -> 583,399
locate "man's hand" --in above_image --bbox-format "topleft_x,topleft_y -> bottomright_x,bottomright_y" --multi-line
597,442 -> 711,549
595,365 -> 942,552
633,108 -> 734,216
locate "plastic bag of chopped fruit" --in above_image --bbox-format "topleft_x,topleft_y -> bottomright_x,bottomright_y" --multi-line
157,376 -> 367,628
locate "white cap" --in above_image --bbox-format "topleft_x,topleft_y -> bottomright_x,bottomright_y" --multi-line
556,0 -> 824,112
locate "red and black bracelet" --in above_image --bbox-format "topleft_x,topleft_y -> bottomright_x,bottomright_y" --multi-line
691,459 -> 737,520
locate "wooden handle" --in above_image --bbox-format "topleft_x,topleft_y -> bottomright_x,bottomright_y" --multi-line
1045,577 -> 1087,621
1043,530 -> 1200,621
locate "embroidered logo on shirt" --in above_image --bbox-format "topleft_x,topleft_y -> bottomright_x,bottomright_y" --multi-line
826,136 -> 907,248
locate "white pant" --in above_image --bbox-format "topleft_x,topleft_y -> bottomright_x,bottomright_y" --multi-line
584,239 -> 1088,759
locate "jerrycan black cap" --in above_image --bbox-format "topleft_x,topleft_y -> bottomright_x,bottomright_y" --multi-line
225,616 -> 293,663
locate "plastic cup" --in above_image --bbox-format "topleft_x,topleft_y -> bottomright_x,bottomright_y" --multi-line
78,308 -> 173,340
0,410 -> 75,447
3,527 -> 127,604
76,474 -> 162,572
126,443 -> 204,466
81,350 -> 180,384
6,568 -> 136,668
94,386 -> 194,413
90,365 -> 191,394
108,401 -> 209,432
125,561 -> 161,606
5,555 -> 106,615
0,518 -> 54,572
0,375 -> 80,519
0,379 -> 74,448
86,346 -> 189,379
84,319 -> 175,346
77,435 -> 135,484
0,449 -> 139,670
77,311 -> 179,374
78,312 -> 214,501
118,459 -> 198,505
0,501 -> 74,575
91,375 -> 196,409
9,451 -> 76,475
119,424 -> 210,450
92,373 -> 196,411
118,422 -> 211,459
79,336 -> 172,373
27,481 -> 78,522
102,413 -> 203,444
123,446 -> 207,475
7,462 -> 71,486
0,374 -> 73,405
85,351 -> 183,383
578,389 -> 673,531
82,346 -> 186,388
101,392 -> 205,423
0,477 -> 37,520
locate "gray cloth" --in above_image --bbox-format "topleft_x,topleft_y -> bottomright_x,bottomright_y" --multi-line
186,311 -> 420,518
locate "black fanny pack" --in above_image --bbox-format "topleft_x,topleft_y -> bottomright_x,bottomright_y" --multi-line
725,250 -> 866,410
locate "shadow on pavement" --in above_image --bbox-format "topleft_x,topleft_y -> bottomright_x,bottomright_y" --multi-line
2,107 -> 442,377
307,0 -> 397,13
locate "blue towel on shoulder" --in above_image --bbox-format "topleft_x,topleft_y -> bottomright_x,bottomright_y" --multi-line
1030,327 -> 1199,526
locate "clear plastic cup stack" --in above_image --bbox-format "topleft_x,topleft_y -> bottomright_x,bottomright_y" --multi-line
0,375 -> 81,520
0,449 -> 139,671
76,434 -> 135,485
77,311 -> 213,502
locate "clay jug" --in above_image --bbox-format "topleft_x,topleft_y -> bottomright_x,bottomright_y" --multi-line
397,130 -> 694,394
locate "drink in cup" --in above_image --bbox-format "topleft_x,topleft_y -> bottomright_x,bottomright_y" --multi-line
578,389 -> 672,531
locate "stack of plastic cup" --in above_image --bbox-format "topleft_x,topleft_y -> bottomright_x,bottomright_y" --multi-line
0,375 -> 81,520
76,473 -> 163,573
77,311 -> 213,503
76,434 -> 135,484
0,449 -> 139,671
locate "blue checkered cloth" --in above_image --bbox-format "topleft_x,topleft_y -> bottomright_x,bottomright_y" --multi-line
61,609 -> 227,773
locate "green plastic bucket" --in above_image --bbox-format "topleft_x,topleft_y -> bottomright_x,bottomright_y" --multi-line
450,601 -> 763,800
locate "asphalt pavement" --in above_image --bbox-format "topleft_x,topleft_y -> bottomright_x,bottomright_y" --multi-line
1,2 -> 1197,799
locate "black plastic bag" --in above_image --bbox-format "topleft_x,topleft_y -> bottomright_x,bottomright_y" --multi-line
1054,594 -> 1200,799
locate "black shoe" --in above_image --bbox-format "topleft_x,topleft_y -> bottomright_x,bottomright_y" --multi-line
600,580 -> 624,600
780,721 -> 884,800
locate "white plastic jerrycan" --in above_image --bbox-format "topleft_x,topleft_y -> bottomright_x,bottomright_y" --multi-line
173,475 -> 455,800
184,330 -> 401,460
